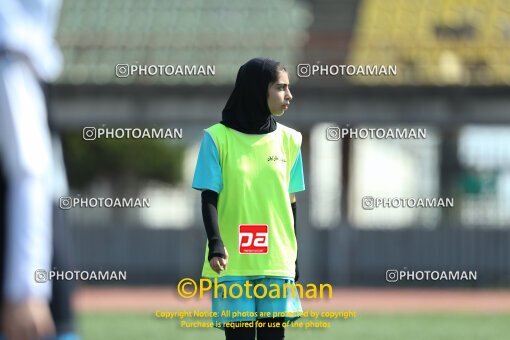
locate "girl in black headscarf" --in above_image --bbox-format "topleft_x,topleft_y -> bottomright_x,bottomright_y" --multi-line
221,58 -> 285,134
192,58 -> 305,340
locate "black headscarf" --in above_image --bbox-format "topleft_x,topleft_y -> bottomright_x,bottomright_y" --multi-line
221,58 -> 279,134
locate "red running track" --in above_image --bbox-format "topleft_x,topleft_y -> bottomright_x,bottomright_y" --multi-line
74,287 -> 510,313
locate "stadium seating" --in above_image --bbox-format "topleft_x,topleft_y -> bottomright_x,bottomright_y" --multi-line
348,0 -> 510,85
56,0 -> 312,85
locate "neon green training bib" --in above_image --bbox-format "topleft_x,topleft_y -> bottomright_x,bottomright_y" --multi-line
202,122 -> 302,278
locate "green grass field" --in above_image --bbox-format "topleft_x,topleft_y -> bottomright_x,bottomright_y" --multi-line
78,312 -> 509,340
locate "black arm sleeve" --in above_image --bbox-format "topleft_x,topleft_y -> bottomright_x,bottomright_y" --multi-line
201,190 -> 226,261
292,201 -> 299,282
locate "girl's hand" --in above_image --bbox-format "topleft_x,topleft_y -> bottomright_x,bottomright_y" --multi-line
209,247 -> 229,274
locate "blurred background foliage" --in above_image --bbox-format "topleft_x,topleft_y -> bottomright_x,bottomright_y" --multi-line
62,133 -> 184,190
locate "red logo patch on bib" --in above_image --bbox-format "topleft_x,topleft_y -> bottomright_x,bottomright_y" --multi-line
239,224 -> 268,254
